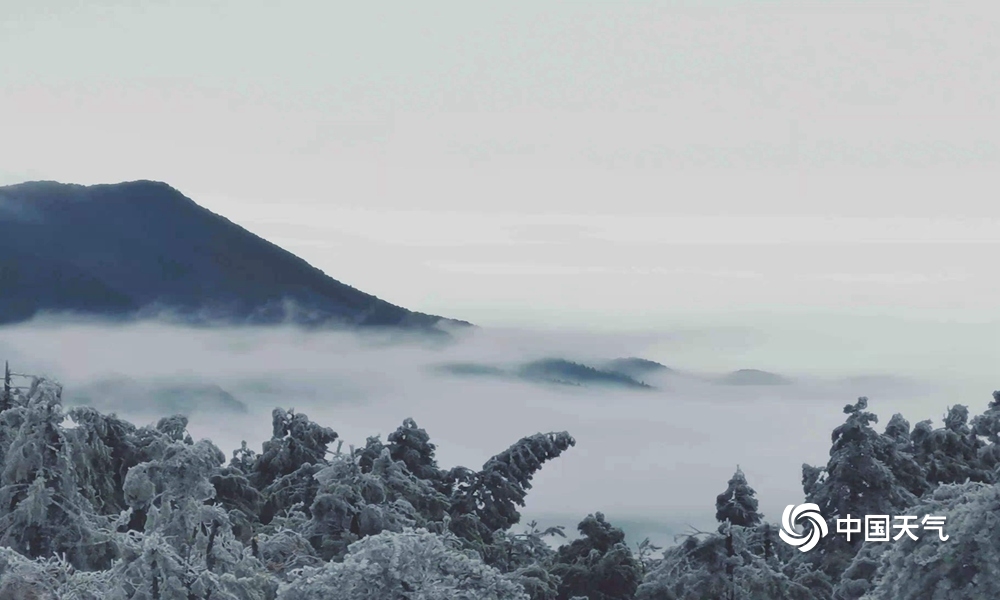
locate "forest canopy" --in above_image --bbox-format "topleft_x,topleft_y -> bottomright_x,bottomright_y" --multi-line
0,365 -> 998,600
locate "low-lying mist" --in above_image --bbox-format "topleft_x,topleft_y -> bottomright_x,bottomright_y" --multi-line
0,316 -> 995,548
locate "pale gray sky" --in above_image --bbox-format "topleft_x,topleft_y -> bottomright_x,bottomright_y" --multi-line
3,1 -> 998,327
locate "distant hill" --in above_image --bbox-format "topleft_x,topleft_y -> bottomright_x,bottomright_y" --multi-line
716,369 -> 792,386
518,359 -> 652,389
65,377 -> 248,416
436,358 -> 654,390
436,363 -> 509,378
0,180 -> 467,331
602,357 -> 672,379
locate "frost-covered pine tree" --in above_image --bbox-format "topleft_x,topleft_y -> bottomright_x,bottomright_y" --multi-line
448,431 -> 576,546
250,409 -> 338,525
0,377 -> 116,570
802,397 -> 920,578
111,435 -> 277,599
713,468 -> 763,599
1,361 -> 12,412
252,408 -> 338,490
910,404 -> 994,486
0,544 -> 116,600
0,365 -> 589,600
879,414 -> 931,499
970,391 -> 1000,470
715,467 -> 763,528
386,417 -> 449,491
277,528 -> 529,600
805,398 -> 919,520
304,446 -> 448,561
839,480 -> 1000,600
486,521 -> 567,600
549,512 -> 643,600
635,525 -> 829,600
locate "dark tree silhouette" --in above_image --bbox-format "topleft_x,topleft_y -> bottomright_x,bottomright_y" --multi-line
715,467 -> 763,528
550,512 -> 643,600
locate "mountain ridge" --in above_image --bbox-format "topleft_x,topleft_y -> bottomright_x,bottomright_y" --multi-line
0,180 -> 469,331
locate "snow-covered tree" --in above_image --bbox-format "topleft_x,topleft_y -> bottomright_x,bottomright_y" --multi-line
802,397 -> 921,578
247,409 -> 337,527
27,367 -> 1000,600
254,527 -> 321,579
304,447 -> 448,560
636,526 -> 830,600
0,545 -> 116,600
486,521 -> 567,600
488,520 -> 566,573
112,437 -> 277,599
910,405 -> 994,487
713,468 -> 764,598
1,361 -> 13,412
716,467 -> 763,528
66,406 -> 141,516
841,480 -> 1000,599
99,528 -> 276,600
449,431 -> 576,545
970,391 -> 1000,470
386,417 -> 450,492
805,398 -> 919,521
0,377 -> 116,570
252,409 -> 338,491
211,463 -> 265,543
832,541 -> 886,600
549,512 -> 643,600
879,414 -> 931,499
277,528 -> 529,600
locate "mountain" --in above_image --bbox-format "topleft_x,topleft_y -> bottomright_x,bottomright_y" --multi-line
518,358 -> 653,389
65,377 -> 249,416
436,358 -> 654,390
602,357 -> 673,379
0,180 -> 467,331
716,369 -> 792,386
436,363 -> 509,378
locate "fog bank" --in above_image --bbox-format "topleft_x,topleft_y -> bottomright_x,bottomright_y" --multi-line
1,316 -> 995,547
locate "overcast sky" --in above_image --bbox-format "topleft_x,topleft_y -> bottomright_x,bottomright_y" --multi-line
2,1 -> 998,328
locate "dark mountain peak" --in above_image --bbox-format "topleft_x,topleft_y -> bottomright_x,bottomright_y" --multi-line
0,180 -> 468,331
1,179 -> 190,209
4,178 -> 173,192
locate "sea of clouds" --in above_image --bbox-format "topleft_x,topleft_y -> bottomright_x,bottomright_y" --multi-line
0,315 -> 996,548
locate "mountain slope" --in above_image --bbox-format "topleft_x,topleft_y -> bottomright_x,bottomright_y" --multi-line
435,358 -> 655,390
602,357 -> 672,379
518,358 -> 653,389
0,180 -> 466,330
716,369 -> 792,386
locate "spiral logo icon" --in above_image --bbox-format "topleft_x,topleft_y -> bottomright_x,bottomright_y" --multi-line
778,503 -> 828,552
